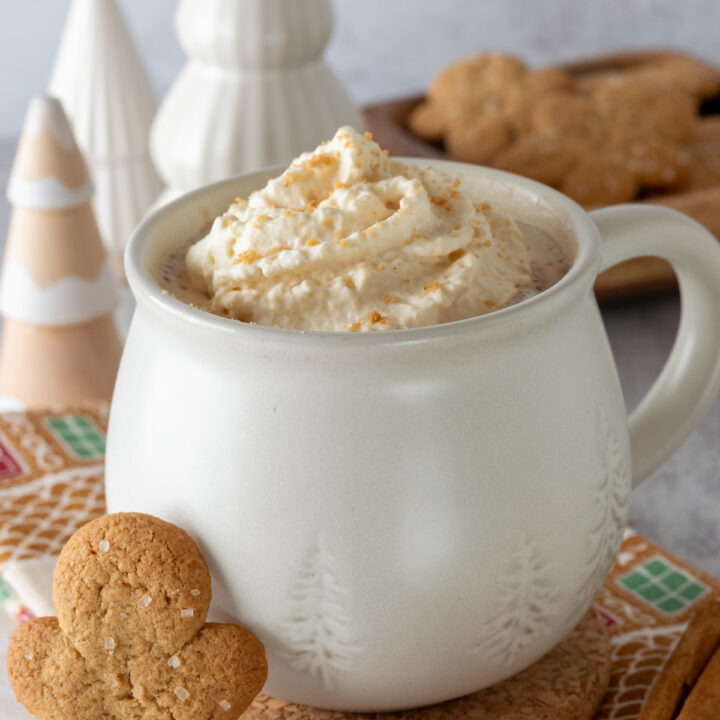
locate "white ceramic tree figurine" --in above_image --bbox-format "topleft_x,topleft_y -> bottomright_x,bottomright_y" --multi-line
151,0 -> 363,205
50,0 -> 162,274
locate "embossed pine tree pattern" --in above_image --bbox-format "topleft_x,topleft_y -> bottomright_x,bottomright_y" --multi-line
471,534 -> 558,666
570,406 -> 631,627
280,538 -> 361,689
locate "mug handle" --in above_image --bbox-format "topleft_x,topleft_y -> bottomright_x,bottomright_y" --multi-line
591,204 -> 720,487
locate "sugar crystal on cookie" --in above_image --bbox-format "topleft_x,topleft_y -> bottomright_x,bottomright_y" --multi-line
7,512 -> 268,720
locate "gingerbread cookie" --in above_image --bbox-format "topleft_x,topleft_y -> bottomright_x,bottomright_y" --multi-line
408,54 -> 526,146
409,52 -> 720,206
578,56 -> 720,102
529,92 -> 602,139
625,55 -> 720,100
522,67 -> 575,97
684,117 -> 720,190
687,116 -> 720,143
408,53 -> 575,162
445,116 -> 513,164
585,75 -> 699,151
560,155 -> 640,208
8,512 -> 268,720
406,101 -> 447,143
432,54 -> 527,102
503,77 -> 695,202
604,132 -> 692,190
492,135 -> 580,187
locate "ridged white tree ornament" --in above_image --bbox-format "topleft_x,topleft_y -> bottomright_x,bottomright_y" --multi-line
49,0 -> 162,272
151,0 -> 364,205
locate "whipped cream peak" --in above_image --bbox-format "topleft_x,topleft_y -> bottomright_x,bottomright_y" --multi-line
186,126 -> 533,331
251,127 -> 395,209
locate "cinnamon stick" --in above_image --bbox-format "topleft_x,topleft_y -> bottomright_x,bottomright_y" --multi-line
639,600 -> 720,719
676,644 -> 720,719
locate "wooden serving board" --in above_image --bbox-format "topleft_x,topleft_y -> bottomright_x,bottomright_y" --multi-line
364,51 -> 720,302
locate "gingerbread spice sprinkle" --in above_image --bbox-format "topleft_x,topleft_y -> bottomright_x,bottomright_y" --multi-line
233,249 -> 261,265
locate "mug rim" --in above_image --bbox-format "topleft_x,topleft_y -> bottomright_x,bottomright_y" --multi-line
125,160 -> 601,345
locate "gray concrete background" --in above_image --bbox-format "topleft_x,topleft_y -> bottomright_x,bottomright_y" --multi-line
0,2 -> 718,578
2,0 -> 720,136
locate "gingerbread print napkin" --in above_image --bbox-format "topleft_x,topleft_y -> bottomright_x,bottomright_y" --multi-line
0,404 -> 717,719
0,403 -> 108,618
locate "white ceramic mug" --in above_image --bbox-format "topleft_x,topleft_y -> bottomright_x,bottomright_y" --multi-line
106,161 -> 720,712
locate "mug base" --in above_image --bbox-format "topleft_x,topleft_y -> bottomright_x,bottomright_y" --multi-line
245,610 -> 609,717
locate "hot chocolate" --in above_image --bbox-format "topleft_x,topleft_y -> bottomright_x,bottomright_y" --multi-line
157,127 -> 570,330
158,221 -> 568,323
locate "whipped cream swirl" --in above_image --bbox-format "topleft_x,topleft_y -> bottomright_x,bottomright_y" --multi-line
186,127 -> 532,331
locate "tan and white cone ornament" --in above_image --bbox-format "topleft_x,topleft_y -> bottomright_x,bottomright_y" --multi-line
0,96 -> 122,407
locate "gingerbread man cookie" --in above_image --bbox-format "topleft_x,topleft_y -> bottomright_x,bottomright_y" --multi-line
408,53 -> 574,164
8,512 -> 268,720
410,52 -> 720,207
579,55 -> 720,103
408,53 -> 527,143
494,84 -> 693,206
